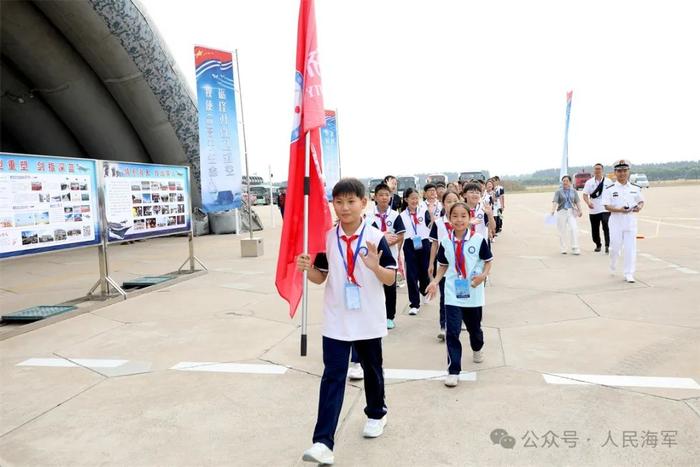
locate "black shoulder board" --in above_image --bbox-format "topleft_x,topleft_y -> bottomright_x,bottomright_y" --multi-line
605,185 -> 615,189
631,183 -> 641,188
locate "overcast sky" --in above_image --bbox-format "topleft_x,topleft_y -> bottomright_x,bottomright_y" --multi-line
140,0 -> 700,180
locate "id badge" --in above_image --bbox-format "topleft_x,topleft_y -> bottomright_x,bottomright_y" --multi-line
344,283 -> 361,310
412,236 -> 423,250
455,278 -> 470,299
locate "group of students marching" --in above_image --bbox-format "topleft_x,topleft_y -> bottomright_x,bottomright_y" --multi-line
296,175 -> 506,465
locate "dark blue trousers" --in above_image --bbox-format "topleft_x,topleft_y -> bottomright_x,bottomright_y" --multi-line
439,277 -> 446,328
445,305 -> 484,375
313,336 -> 387,450
403,238 -> 431,308
433,257 -> 446,329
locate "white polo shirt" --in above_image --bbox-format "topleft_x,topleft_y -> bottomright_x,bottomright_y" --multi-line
313,223 -> 397,341
583,176 -> 614,215
399,205 -> 433,240
430,215 -> 451,243
470,202 -> 489,239
366,205 -> 406,261
602,181 -> 645,230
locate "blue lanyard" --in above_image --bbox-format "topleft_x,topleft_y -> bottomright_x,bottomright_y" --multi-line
336,224 -> 366,280
563,189 -> 572,205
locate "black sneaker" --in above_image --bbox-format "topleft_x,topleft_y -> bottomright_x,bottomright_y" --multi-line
594,246 -> 601,252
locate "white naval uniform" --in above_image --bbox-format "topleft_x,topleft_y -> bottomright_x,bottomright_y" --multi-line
602,181 -> 645,276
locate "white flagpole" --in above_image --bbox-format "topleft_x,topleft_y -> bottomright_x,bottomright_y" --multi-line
301,130 -> 310,356
235,49 -> 254,239
335,108 -> 342,179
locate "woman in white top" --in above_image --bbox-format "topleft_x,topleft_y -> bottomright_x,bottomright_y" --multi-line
550,175 -> 582,255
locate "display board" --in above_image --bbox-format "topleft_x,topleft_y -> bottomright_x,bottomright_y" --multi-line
0,153 -> 101,259
102,161 -> 191,242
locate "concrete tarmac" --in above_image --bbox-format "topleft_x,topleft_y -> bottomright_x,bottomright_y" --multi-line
1,185 -> 699,466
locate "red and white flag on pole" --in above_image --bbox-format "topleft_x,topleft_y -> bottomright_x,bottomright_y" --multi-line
275,0 -> 332,317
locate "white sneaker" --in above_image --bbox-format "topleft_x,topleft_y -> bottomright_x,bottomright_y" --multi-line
302,442 -> 334,464
473,350 -> 484,363
437,329 -> 445,341
348,362 -> 364,380
420,294 -> 431,305
362,416 -> 387,438
408,307 -> 419,316
444,374 -> 459,387
572,248 -> 580,255
625,275 -> 636,283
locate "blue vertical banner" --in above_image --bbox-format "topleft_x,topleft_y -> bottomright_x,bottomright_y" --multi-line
320,109 -> 341,200
560,90 -> 573,181
194,46 -> 243,212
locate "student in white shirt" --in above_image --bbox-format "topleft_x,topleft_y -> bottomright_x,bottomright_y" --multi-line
297,178 -> 397,465
428,190 -> 460,341
603,159 -> 645,283
493,176 -> 505,234
426,202 -> 494,387
421,183 -> 442,221
382,175 -> 402,212
400,188 -> 433,315
367,183 -> 406,329
582,163 -> 614,253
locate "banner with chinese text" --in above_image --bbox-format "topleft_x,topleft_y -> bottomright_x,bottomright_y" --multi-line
194,46 -> 244,212
320,110 -> 341,200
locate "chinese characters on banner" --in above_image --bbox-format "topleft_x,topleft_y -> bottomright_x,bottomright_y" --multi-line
320,110 -> 341,200
0,153 -> 101,259
194,46 -> 244,213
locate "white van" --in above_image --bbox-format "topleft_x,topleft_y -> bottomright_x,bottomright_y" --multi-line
630,173 -> 649,188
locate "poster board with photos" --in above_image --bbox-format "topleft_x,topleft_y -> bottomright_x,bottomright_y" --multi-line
103,161 -> 191,242
0,153 -> 101,259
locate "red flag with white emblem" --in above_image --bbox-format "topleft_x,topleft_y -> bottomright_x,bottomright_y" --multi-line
275,0 -> 332,317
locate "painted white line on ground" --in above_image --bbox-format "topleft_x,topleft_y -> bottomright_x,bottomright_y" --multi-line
171,362 -> 288,374
17,358 -> 129,368
17,358 -> 77,368
543,374 -> 592,385
638,253 -> 699,274
384,369 -> 477,381
517,255 -> 548,260
544,373 -> 700,389
637,218 -> 700,230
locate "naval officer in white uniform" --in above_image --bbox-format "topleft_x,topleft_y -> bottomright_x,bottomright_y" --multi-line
602,159 -> 645,283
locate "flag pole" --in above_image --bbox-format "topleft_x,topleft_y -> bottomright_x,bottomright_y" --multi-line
335,108 -> 342,179
235,49 -> 254,240
301,129 -> 310,356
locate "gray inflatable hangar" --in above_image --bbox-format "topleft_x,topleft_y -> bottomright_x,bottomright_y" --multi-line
1,0 -> 202,205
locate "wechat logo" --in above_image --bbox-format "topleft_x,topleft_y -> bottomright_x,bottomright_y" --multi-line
491,428 -> 516,449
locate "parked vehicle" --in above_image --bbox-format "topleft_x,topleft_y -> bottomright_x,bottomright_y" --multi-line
397,176 -> 419,197
458,170 -> 489,182
249,185 -> 278,205
426,173 -> 448,185
630,173 -> 650,188
368,178 -> 384,199
574,171 -> 592,190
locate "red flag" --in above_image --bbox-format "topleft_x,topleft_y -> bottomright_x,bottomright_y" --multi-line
275,0 -> 332,317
